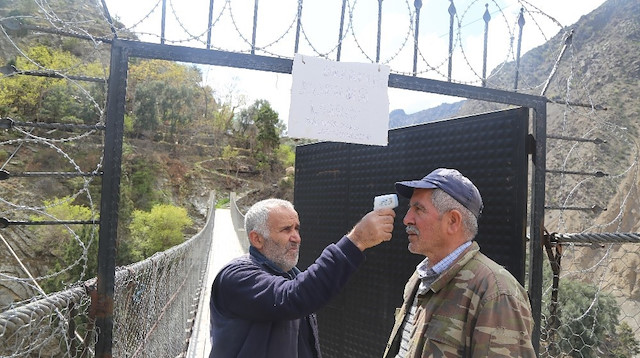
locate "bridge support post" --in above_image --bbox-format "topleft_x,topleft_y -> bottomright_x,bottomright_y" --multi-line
95,39 -> 128,358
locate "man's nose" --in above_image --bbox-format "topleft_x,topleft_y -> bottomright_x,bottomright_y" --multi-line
403,211 -> 413,226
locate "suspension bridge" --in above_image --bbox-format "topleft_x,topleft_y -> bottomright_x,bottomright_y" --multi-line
0,191 -> 248,357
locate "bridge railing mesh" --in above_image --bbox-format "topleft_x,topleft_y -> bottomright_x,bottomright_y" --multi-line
0,192 -> 216,357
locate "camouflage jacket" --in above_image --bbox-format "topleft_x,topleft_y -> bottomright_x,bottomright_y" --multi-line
383,241 -> 536,358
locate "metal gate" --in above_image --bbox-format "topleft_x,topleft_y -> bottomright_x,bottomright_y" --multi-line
99,33 -> 547,355
90,0 -> 550,355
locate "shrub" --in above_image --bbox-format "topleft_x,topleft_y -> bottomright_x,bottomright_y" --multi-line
128,204 -> 192,260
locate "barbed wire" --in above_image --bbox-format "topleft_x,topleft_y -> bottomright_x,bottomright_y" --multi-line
100,0 -> 571,85
0,4 -> 107,335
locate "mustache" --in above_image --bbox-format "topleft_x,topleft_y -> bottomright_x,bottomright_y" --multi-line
264,236 -> 300,250
406,225 -> 420,235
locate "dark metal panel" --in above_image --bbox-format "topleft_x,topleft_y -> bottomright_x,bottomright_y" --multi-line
295,142 -> 352,262
295,107 -> 529,357
294,142 -> 353,357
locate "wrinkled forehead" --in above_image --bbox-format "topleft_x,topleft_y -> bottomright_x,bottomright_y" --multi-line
409,187 -> 435,205
268,206 -> 299,227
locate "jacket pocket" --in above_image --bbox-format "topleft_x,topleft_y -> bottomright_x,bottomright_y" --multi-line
423,314 -> 464,357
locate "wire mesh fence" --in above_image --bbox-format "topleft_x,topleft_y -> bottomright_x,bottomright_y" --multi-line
0,192 -> 215,357
537,234 -> 640,357
0,284 -> 93,357
112,199 -> 213,357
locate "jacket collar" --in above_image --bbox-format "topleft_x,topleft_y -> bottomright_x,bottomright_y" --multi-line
428,241 -> 479,292
406,241 -> 480,297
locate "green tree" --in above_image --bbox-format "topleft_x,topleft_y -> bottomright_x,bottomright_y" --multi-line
254,100 -> 281,154
124,157 -> 162,211
132,79 -> 201,140
213,99 -> 241,145
541,263 -> 640,358
234,99 -> 284,170
607,321 -> 640,358
132,80 -> 163,135
160,82 -> 199,140
222,144 -> 239,174
116,152 -> 167,265
275,143 -> 296,168
0,45 -> 104,123
30,197 -> 97,292
128,204 -> 192,260
128,60 -> 206,140
234,100 -> 259,149
555,279 -> 618,357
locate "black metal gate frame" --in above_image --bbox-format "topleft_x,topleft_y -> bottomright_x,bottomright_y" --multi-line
98,38 -> 548,356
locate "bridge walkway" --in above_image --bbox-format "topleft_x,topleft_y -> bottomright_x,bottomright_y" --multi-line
186,208 -> 246,358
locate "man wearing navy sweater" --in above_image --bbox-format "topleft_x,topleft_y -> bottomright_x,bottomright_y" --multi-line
209,198 -> 395,357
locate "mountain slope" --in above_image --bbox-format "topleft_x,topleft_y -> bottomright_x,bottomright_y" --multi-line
389,101 -> 464,128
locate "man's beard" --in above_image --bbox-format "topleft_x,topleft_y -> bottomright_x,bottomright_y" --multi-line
262,236 -> 300,272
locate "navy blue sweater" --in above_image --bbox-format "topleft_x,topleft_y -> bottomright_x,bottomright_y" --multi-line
209,236 -> 364,357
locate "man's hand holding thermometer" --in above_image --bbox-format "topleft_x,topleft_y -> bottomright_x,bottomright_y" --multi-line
374,194 -> 398,210
346,194 -> 397,251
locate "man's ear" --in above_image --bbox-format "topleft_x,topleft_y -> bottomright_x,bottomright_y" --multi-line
446,209 -> 463,234
249,231 -> 264,249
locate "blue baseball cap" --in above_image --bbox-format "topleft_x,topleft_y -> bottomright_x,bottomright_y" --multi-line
395,168 -> 483,218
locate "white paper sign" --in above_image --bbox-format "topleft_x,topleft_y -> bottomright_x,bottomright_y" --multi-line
287,54 -> 390,146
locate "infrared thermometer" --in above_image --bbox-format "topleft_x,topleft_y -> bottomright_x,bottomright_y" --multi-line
373,194 -> 398,210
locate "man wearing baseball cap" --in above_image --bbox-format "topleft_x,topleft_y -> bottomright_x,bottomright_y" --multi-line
383,168 -> 535,357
